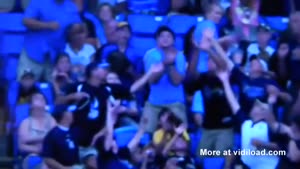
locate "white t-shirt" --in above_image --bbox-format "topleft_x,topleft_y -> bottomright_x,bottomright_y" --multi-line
241,120 -> 279,169
65,43 -> 96,66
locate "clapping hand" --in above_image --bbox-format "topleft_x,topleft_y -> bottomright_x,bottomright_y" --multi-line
195,28 -> 215,51
149,63 -> 164,74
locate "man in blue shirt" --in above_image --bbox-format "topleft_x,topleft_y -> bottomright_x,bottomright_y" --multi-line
18,0 -> 81,81
142,26 -> 187,133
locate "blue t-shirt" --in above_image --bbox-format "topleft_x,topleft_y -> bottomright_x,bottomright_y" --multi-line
144,48 -> 186,105
194,20 -> 218,73
23,0 -> 81,63
42,126 -> 79,166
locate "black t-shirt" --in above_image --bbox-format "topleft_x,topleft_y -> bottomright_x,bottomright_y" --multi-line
186,72 -> 235,129
18,84 -> 39,104
231,67 -> 280,112
64,82 -> 132,146
42,126 -> 79,166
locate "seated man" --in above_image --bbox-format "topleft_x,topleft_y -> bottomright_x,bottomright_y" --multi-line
42,106 -> 84,169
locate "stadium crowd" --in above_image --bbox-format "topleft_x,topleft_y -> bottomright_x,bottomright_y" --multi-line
3,0 -> 300,169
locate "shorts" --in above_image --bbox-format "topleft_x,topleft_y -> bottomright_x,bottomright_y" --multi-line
198,128 -> 234,157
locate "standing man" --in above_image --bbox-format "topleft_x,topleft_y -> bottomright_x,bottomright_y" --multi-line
19,0 -> 81,81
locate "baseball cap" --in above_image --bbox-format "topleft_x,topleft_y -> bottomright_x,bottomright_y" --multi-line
21,69 -> 35,79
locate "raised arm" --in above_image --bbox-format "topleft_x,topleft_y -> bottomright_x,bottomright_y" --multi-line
130,64 -> 164,93
162,124 -> 186,156
217,71 -> 241,114
127,118 -> 147,152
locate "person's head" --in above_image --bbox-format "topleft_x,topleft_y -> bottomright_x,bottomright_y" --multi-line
249,100 -> 270,121
55,53 -> 71,73
155,26 -> 175,48
106,72 -> 121,84
85,62 -> 110,85
289,11 -> 300,36
20,69 -> 36,90
183,26 -> 196,58
30,93 -> 47,117
66,23 -> 87,46
106,20 -> 119,43
290,114 -> 300,138
171,0 -> 188,11
248,56 -> 268,76
203,2 -> 223,24
54,106 -> 75,127
97,3 -> 114,22
107,51 -> 131,74
257,24 -> 272,47
117,22 -> 132,44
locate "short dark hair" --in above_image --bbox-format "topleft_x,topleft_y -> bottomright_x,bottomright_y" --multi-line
54,53 -> 70,65
155,26 -> 175,39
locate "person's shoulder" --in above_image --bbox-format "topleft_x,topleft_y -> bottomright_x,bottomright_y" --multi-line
145,48 -> 160,56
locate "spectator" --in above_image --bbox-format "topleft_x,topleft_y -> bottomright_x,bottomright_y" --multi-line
230,48 -> 247,69
42,106 -> 83,169
116,22 -> 142,75
95,101 -> 147,169
247,24 -> 275,62
96,3 -> 118,44
18,69 -> 39,104
152,109 -> 189,152
217,70 -> 281,169
52,54 -> 73,98
18,93 -> 56,160
268,39 -> 291,89
231,0 -> 260,42
106,51 -> 134,88
64,23 -> 96,67
142,26 -> 187,133
19,0 -> 81,81
192,1 -> 223,73
281,11 -> 300,48
169,0 -> 193,15
264,90 -> 300,169
106,71 -> 139,127
186,57 -> 235,168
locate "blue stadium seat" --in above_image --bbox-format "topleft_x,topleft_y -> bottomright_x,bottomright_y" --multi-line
128,0 -> 159,14
203,157 -> 225,169
36,82 -> 54,106
0,13 -> 25,32
175,37 -> 184,51
23,155 -> 43,169
130,36 -> 156,57
167,15 -> 197,35
261,17 -> 289,31
128,15 -> 167,35
114,126 -> 151,147
3,55 -> 19,82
